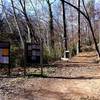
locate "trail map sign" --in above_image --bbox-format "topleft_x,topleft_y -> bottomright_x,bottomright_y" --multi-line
25,43 -> 41,64
0,42 -> 10,64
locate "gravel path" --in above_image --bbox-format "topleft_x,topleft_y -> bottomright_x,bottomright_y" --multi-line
0,78 -> 100,100
44,52 -> 100,78
0,51 -> 100,100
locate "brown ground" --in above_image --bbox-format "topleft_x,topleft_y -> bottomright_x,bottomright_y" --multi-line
0,51 -> 100,100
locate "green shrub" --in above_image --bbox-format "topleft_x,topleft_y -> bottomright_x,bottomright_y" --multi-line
10,46 -> 23,67
86,39 -> 92,46
43,47 -> 60,63
10,53 -> 16,67
81,46 -> 94,52
69,44 -> 77,57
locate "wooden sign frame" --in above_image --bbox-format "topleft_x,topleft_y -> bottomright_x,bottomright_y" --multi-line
25,41 -> 43,76
0,41 -> 10,76
25,43 -> 41,64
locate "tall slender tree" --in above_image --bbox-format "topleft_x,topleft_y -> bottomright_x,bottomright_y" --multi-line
46,0 -> 54,49
77,0 -> 81,54
61,0 -> 100,57
10,0 -> 24,49
18,0 -> 39,43
61,0 -> 68,51
1,0 -> 13,34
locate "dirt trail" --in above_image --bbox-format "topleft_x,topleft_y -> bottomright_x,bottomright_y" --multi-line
71,52 -> 98,63
48,51 -> 100,78
55,51 -> 98,65
0,51 -> 100,100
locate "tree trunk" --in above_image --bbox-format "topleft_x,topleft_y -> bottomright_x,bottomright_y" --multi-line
19,0 -> 39,43
46,0 -> 54,49
77,0 -> 81,54
61,0 -> 68,51
1,0 -> 13,34
10,0 -> 24,49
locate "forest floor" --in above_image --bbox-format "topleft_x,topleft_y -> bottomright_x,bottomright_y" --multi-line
0,51 -> 100,100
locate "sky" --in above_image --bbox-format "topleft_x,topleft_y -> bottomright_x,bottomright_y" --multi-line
95,0 -> 100,3
95,0 -> 100,9
0,0 -> 100,15
1,0 -> 100,7
2,0 -> 100,5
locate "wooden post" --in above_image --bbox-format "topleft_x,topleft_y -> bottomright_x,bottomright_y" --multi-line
8,42 -> 10,77
8,65 -> 10,77
24,56 -> 26,76
40,39 -> 43,76
23,45 -> 26,76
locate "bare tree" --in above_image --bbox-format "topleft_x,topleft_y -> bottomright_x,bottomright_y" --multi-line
61,0 -> 68,52
77,0 -> 81,54
10,0 -> 24,49
1,0 -> 13,34
46,0 -> 54,49
18,0 -> 39,43
60,0 -> 100,57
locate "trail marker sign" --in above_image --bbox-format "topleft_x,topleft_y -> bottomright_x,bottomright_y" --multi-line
25,43 -> 41,64
0,42 -> 10,64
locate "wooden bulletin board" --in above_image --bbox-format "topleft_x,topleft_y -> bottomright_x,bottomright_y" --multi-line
25,43 -> 41,64
0,42 -> 10,64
